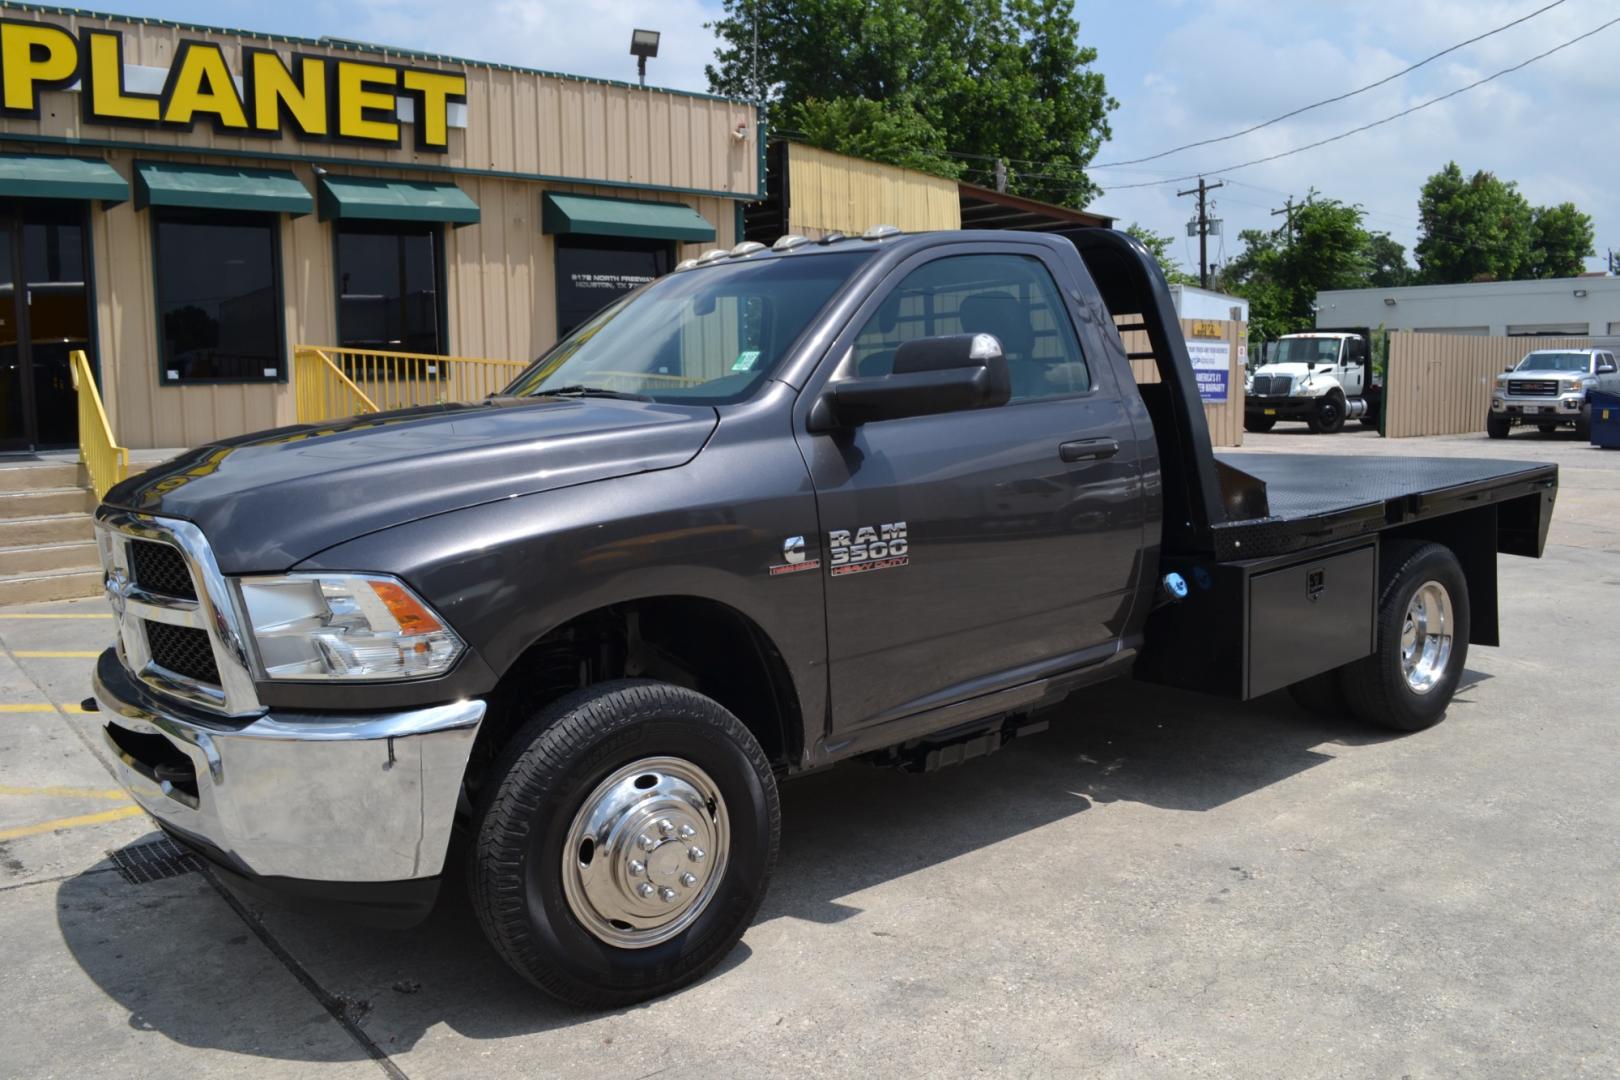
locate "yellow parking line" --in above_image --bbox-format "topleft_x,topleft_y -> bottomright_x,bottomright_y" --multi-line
13,651 -> 101,658
0,703 -> 88,713
0,613 -> 111,619
0,784 -> 129,801
0,805 -> 144,841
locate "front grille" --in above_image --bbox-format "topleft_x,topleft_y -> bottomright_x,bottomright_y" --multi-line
144,620 -> 220,684
1508,379 -> 1559,397
129,540 -> 196,600
1252,374 -> 1292,397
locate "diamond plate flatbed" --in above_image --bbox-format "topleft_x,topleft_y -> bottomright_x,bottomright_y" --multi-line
1208,453 -> 1559,561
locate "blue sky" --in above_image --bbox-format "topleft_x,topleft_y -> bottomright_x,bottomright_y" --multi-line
105,0 -> 1617,274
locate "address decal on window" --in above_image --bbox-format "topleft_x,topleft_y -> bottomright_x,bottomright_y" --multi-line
829,523 -> 909,577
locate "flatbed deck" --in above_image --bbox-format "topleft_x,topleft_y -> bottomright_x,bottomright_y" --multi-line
1209,454 -> 1559,560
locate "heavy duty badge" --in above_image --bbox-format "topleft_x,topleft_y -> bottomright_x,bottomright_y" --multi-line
769,535 -> 820,576
829,522 -> 909,576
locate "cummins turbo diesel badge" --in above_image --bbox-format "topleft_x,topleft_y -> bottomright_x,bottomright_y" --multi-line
829,523 -> 908,577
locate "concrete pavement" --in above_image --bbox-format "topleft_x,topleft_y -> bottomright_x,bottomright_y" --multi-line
0,427 -> 1615,1078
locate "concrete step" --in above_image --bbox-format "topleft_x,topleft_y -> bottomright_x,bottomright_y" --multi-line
0,487 -> 95,519
0,513 -> 95,547
0,459 -> 87,492
0,540 -> 100,576
0,566 -> 104,605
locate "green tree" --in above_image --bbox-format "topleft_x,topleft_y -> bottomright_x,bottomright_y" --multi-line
706,0 -> 1116,207
790,97 -> 963,179
1123,223 -> 1197,286
1365,232 -> 1413,288
1526,202 -> 1596,279
1415,162 -> 1535,282
1216,193 -> 1378,342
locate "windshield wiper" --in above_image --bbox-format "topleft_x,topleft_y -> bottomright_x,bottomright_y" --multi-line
533,384 -> 651,401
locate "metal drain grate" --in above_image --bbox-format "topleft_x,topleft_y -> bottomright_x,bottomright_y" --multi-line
108,836 -> 204,884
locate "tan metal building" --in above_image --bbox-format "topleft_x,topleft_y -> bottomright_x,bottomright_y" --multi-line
0,5 -> 762,450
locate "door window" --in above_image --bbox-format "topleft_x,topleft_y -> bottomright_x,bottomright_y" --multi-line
851,253 -> 1090,400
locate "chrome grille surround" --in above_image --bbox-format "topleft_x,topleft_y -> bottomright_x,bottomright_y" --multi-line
95,510 -> 263,717
1252,374 -> 1293,397
1507,379 -> 1559,397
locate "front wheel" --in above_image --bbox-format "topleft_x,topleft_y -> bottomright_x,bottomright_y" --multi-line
1338,541 -> 1470,732
1485,414 -> 1511,439
1315,391 -> 1347,434
470,680 -> 780,1007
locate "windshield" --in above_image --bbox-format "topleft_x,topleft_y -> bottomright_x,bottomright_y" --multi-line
1273,337 -> 1343,365
504,252 -> 871,402
1515,352 -> 1590,373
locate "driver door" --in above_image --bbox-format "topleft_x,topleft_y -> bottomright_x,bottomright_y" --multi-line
794,246 -> 1145,737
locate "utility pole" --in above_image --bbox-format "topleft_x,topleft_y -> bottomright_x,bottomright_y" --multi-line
1177,176 -> 1224,288
1271,196 -> 1297,247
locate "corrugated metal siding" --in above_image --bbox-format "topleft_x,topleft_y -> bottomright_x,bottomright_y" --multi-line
86,153 -> 734,448
786,144 -> 960,238
1385,332 -> 1593,438
1116,317 -> 1245,448
3,7 -> 759,198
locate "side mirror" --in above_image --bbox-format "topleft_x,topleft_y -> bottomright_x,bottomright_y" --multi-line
810,333 -> 1012,430
1599,362 -> 1617,374
1504,365 -> 1516,373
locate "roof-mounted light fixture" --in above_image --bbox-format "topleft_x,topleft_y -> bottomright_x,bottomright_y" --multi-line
630,29 -> 660,88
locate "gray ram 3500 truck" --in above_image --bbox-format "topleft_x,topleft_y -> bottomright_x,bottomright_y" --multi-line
89,229 -> 1558,1006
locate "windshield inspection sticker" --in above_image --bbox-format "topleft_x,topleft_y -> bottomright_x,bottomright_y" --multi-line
731,350 -> 761,372
769,535 -> 821,576
829,523 -> 908,577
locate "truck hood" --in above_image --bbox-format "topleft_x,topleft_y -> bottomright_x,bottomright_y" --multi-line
103,397 -> 718,572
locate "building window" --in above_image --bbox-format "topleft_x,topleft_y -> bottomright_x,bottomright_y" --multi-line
336,222 -> 444,355
153,209 -> 284,383
554,235 -> 672,339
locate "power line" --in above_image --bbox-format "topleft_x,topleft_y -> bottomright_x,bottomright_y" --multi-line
1092,0 -> 1570,169
1102,13 -> 1620,192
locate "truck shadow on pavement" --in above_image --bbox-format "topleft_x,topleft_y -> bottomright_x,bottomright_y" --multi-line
54,674 -> 1468,1060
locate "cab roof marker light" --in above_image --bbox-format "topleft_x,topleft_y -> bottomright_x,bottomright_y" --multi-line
817,232 -> 847,245
772,234 -> 811,251
729,241 -> 766,257
698,249 -> 730,264
862,224 -> 901,240
674,258 -> 700,272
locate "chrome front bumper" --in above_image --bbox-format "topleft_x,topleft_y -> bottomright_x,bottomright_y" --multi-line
93,649 -> 485,883
1491,393 -> 1584,415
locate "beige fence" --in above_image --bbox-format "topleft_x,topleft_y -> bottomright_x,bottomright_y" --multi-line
1117,317 -> 1247,447
1385,332 -> 1593,438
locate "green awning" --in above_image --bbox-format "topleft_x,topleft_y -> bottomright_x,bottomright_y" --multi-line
317,176 -> 480,226
542,192 -> 715,242
134,161 -> 312,216
0,153 -> 128,205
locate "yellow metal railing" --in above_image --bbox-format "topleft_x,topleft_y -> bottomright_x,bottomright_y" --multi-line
293,345 -> 529,423
69,349 -> 128,499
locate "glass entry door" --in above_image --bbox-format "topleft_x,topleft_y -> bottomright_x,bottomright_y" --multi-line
0,200 -> 92,452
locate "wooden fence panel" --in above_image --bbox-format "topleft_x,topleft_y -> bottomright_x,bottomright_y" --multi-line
1385,332 -> 1593,437
1116,317 -> 1245,447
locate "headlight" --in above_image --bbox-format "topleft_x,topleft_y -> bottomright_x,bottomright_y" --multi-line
236,573 -> 464,680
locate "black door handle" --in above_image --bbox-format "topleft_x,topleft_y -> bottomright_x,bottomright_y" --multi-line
1059,438 -> 1119,463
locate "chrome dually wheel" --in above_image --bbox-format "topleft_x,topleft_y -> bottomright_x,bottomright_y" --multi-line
562,756 -> 729,949
1400,580 -> 1454,695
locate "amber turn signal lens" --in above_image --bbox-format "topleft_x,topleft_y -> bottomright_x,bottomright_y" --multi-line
368,579 -> 444,634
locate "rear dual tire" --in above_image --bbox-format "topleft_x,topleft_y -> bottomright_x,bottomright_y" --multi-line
1288,541 -> 1469,732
